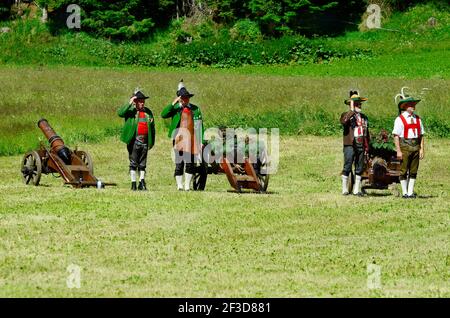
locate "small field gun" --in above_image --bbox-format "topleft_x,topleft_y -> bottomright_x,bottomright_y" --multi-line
192,128 -> 270,193
20,119 -> 116,188
344,130 -> 401,194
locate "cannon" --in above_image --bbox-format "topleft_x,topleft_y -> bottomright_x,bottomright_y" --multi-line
345,156 -> 401,194
20,119 -> 116,188
191,129 -> 270,193
344,130 -> 401,194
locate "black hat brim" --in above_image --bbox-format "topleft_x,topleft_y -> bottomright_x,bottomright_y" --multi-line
177,87 -> 194,98
133,91 -> 149,100
177,92 -> 194,98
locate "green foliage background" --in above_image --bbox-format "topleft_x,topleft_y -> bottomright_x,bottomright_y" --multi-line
4,1 -> 447,39
0,2 -> 448,69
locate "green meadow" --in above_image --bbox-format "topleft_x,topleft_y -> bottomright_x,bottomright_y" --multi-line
0,65 -> 449,156
0,136 -> 449,297
0,50 -> 449,298
0,63 -> 449,297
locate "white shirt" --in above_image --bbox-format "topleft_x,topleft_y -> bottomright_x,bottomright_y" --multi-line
392,111 -> 425,138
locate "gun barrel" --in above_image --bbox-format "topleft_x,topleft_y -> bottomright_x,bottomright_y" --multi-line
37,118 -> 72,164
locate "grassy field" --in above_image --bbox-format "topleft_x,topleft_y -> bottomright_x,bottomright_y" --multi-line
1,65 -> 449,156
0,135 -> 449,297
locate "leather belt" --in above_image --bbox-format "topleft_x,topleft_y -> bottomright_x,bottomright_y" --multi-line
400,138 -> 419,146
136,135 -> 148,144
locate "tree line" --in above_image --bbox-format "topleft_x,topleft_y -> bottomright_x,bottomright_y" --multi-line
1,0 -> 434,40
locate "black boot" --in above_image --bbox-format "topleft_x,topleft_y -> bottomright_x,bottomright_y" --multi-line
131,181 -> 137,191
138,180 -> 147,191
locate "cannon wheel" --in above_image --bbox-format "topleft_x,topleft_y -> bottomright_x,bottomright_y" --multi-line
347,171 -> 354,193
255,159 -> 270,193
76,150 -> 94,175
361,178 -> 368,195
257,173 -> 269,192
21,151 -> 42,186
193,163 -> 208,191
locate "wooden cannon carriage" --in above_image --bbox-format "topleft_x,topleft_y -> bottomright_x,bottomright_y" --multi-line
192,129 -> 270,193
345,157 -> 401,194
20,119 -> 116,188
345,130 -> 401,194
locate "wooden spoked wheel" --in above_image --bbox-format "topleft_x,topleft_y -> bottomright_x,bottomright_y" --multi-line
193,163 -> 208,191
21,151 -> 42,186
255,158 -> 270,193
76,150 -> 94,175
347,171 -> 354,194
257,172 -> 270,192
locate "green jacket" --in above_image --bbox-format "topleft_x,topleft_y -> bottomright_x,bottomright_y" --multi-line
161,103 -> 204,142
117,103 -> 156,148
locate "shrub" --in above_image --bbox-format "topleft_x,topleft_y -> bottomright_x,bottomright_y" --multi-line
230,19 -> 262,42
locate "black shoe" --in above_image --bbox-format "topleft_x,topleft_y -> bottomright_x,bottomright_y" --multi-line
408,193 -> 417,199
354,192 -> 364,197
402,194 -> 409,199
138,180 -> 147,191
131,182 -> 137,191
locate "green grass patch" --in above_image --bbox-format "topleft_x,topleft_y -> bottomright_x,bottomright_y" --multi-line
0,66 -> 448,156
0,136 -> 448,297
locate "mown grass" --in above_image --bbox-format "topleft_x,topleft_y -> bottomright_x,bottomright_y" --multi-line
0,65 -> 448,156
0,135 -> 448,297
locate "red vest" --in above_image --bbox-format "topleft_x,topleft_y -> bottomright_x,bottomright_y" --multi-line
137,111 -> 148,136
399,114 -> 421,138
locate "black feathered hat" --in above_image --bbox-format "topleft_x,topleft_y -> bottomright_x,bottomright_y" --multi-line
132,88 -> 149,100
176,79 -> 194,98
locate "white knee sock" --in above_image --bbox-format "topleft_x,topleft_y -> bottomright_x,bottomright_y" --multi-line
400,179 -> 408,196
407,178 -> 416,196
139,170 -> 145,181
185,173 -> 193,191
353,175 -> 361,194
130,170 -> 137,182
341,175 -> 349,194
176,175 -> 183,190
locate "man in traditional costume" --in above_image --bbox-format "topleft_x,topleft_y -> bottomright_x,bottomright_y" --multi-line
161,80 -> 204,191
340,90 -> 370,196
392,87 -> 425,198
117,89 -> 156,191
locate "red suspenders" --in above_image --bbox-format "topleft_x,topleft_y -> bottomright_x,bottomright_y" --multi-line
399,114 -> 421,138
